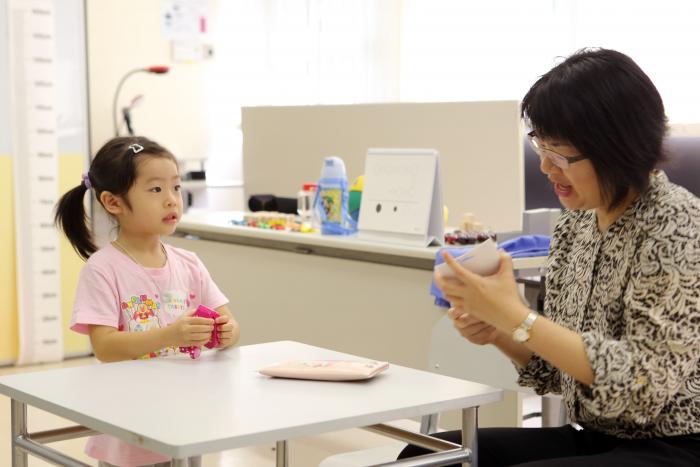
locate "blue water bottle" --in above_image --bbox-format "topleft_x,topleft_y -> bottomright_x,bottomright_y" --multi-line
314,156 -> 356,235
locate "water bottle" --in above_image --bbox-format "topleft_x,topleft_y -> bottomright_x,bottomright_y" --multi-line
296,183 -> 316,224
314,156 -> 356,235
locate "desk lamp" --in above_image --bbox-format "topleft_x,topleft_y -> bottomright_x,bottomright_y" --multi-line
112,65 -> 169,136
121,94 -> 143,136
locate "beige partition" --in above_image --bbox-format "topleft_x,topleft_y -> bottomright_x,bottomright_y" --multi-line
242,101 -> 524,233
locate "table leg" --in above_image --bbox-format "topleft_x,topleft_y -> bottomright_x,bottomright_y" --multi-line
461,407 -> 478,467
541,395 -> 565,427
419,413 -> 439,434
11,399 -> 28,467
276,440 -> 288,467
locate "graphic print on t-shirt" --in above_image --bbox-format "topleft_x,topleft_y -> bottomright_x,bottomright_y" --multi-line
121,294 -> 177,359
122,294 -> 161,333
161,289 -> 190,321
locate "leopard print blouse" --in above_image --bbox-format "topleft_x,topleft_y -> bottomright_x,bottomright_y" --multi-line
517,171 -> 700,439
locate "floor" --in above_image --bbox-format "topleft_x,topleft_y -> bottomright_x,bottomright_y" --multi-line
0,357 -> 543,466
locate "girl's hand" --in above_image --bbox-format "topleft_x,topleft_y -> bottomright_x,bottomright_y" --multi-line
447,307 -> 503,345
435,251 -> 527,332
167,311 -> 214,347
214,314 -> 239,349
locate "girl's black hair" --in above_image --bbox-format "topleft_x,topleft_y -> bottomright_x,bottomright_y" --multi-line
54,136 -> 177,260
521,48 -> 668,210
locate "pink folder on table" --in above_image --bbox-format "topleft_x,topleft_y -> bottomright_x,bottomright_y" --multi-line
259,360 -> 389,381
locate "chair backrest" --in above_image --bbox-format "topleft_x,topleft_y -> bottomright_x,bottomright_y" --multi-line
524,136 -> 700,210
658,137 -> 700,197
523,142 -> 559,210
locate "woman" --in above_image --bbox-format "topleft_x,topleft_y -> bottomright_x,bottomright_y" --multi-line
399,48 -> 700,466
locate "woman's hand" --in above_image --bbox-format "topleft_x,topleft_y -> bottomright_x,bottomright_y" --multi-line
167,311 -> 215,347
447,307 -> 504,345
435,251 -> 528,333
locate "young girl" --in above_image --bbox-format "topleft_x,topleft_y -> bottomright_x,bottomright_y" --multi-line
55,136 -> 240,467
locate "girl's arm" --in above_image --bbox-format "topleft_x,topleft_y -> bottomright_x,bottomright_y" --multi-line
89,313 -> 215,362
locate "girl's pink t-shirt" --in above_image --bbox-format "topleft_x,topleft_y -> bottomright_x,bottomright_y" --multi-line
71,243 -> 228,466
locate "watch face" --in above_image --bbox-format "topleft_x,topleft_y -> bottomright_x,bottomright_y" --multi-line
513,328 -> 529,342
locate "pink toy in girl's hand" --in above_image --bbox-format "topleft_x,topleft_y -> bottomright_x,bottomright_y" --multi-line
179,305 -> 221,359
179,345 -> 202,359
195,305 -> 221,348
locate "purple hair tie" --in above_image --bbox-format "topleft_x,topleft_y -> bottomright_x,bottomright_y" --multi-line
82,172 -> 92,189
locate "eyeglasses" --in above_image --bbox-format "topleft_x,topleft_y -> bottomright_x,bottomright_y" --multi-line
527,131 -> 588,169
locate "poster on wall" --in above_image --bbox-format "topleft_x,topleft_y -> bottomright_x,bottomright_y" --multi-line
161,0 -> 208,39
9,0 -> 63,365
161,0 -> 210,62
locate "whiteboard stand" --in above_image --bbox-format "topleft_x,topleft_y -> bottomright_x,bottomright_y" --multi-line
358,148 -> 444,247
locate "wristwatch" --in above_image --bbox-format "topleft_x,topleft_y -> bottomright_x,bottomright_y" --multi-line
512,311 -> 538,343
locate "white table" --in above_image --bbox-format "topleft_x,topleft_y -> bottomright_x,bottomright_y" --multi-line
1,341 -> 503,467
169,212 -> 545,428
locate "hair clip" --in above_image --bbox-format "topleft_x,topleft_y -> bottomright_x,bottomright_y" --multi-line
128,143 -> 144,154
81,172 -> 92,189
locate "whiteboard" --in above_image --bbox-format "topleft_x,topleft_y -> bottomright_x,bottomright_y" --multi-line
360,150 -> 437,234
358,148 -> 444,246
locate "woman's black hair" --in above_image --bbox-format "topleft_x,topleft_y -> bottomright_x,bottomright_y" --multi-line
521,48 -> 668,210
54,136 -> 177,260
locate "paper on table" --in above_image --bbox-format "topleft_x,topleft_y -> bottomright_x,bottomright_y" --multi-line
434,238 -> 500,278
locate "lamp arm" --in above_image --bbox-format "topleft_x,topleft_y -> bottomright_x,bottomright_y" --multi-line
112,68 -> 145,137
122,108 -> 134,136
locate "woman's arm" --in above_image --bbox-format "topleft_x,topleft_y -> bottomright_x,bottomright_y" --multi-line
492,331 -> 534,369
513,305 -> 594,385
570,231 -> 700,422
448,308 -> 533,368
438,252 -> 594,386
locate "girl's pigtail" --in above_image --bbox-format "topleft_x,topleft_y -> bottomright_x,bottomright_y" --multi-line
54,179 -> 96,261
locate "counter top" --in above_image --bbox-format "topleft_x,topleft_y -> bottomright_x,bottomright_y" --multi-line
174,210 -> 546,271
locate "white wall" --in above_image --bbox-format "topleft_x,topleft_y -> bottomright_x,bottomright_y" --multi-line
85,0 -> 244,234
86,0 -> 212,160
670,123 -> 700,136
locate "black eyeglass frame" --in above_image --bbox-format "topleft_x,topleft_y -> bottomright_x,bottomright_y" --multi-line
527,131 -> 589,169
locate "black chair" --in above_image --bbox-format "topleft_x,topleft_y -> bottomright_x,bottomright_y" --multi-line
523,141 -> 560,210
524,136 -> 700,210
659,137 -> 700,198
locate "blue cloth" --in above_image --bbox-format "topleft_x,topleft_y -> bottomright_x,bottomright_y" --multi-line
430,235 -> 551,308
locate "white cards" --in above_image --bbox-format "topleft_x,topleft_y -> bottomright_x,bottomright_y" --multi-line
434,238 -> 500,278
358,148 -> 444,247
